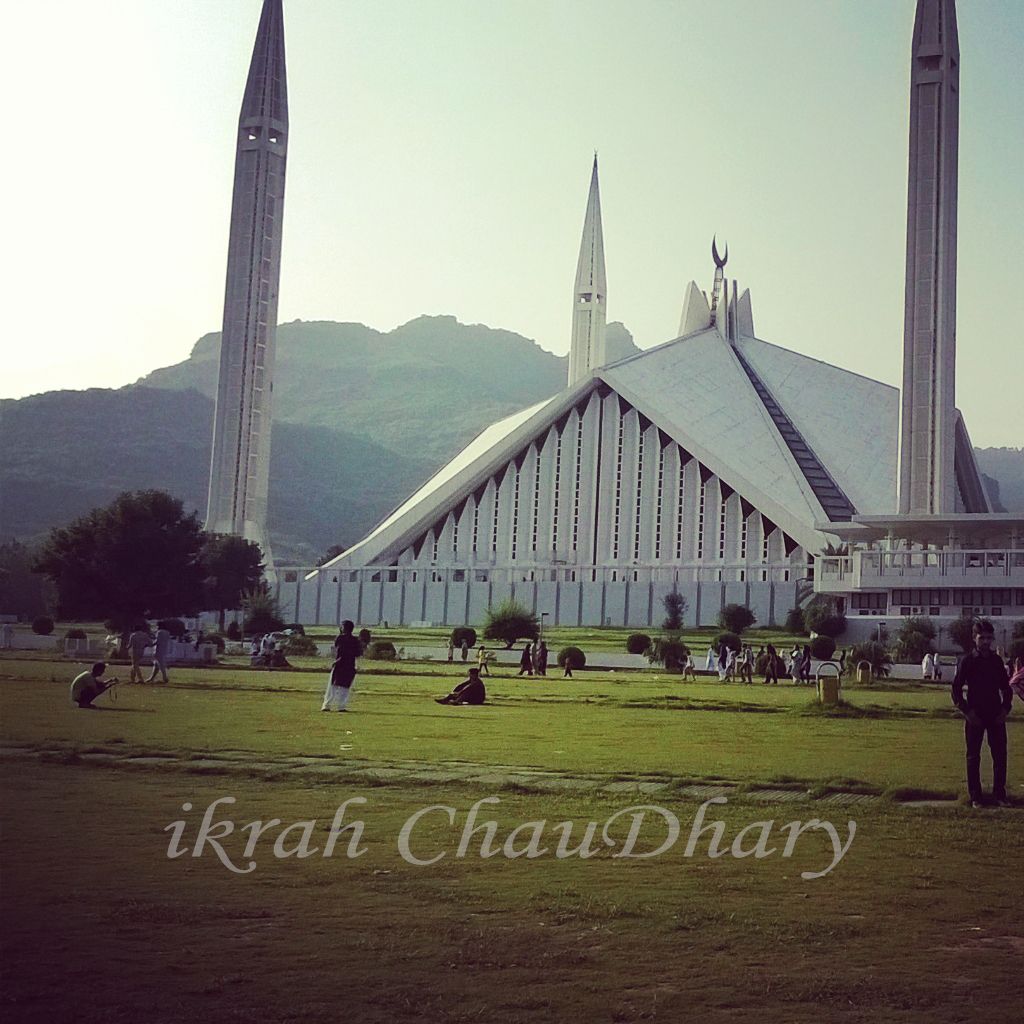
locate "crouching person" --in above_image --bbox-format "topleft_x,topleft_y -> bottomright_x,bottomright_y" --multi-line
70,662 -> 117,709
436,667 -> 487,706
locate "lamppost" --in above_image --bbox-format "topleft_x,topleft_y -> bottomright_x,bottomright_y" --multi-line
540,611 -> 549,641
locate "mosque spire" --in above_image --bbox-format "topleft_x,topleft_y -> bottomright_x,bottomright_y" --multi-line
898,0 -> 959,515
567,154 -> 608,386
206,0 -> 288,567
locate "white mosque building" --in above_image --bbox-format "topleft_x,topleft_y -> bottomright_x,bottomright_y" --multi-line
275,0 -> 1018,634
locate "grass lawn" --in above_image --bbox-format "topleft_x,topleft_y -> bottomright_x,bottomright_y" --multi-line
2,654 -> 1023,1022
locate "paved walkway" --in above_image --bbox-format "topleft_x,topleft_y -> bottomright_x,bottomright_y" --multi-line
1,741 -> 998,812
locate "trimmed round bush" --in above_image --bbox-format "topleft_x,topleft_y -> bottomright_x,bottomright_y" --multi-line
358,628 -> 373,648
626,633 -> 652,655
64,628 -> 87,640
285,634 -> 318,656
157,618 -> 187,638
451,626 -> 478,649
365,640 -> 397,661
647,637 -> 689,671
557,646 -> 586,671
32,616 -> 55,636
284,623 -> 306,636
804,596 -> 846,638
809,634 -> 837,660
713,632 -> 741,653
784,606 -> 807,636
226,621 -> 242,641
717,604 -> 756,634
202,632 -> 227,653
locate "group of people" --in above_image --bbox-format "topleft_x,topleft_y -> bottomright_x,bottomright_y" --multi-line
125,625 -> 172,684
517,640 -> 550,676
250,632 -> 290,669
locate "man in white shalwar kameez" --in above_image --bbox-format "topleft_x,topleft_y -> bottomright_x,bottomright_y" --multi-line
321,620 -> 362,712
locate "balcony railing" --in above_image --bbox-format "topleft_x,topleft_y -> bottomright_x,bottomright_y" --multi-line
817,549 -> 1024,590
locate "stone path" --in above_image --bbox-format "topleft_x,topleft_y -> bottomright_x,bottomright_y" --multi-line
2,741 -> 1009,812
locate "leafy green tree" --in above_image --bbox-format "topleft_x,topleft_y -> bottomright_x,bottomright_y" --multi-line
717,603 -> 756,634
483,599 -> 539,649
626,633 -> 652,655
33,490 -> 205,634
661,590 -> 687,631
946,615 -> 978,654
892,616 -> 936,663
0,540 -> 53,619
784,606 -> 807,636
803,595 -> 847,638
240,587 -> 285,635
646,637 -> 689,672
200,533 -> 265,629
557,647 -> 586,671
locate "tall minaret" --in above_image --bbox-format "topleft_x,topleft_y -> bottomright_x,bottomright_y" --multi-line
567,155 -> 608,386
206,0 -> 288,563
898,0 -> 959,515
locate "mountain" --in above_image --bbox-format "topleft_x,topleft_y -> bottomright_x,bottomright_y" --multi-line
2,316 -> 1018,566
139,315 -> 636,466
0,386 -> 430,564
975,448 -> 1024,514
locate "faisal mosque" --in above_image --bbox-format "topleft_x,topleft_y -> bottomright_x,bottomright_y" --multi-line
206,0 -> 1022,635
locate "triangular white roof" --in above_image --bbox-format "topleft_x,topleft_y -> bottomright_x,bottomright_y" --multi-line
316,325 -> 904,574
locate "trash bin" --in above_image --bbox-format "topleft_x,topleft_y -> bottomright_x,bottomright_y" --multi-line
856,659 -> 872,686
816,663 -> 841,706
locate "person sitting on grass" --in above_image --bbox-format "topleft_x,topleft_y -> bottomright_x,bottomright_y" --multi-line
70,662 -> 117,709
436,667 -> 487,706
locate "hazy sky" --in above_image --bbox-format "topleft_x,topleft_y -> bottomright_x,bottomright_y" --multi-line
7,0 -> 1022,446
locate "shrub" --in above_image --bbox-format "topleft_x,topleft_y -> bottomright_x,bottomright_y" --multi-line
32,615 -> 54,636
483,599 -> 539,649
156,618 -> 187,638
626,633 -> 652,655
199,632 -> 226,653
646,637 -> 689,671
284,623 -> 306,636
284,634 -> 318,656
358,628 -> 373,648
847,641 -> 892,679
809,635 -> 837,660
365,640 -> 397,661
557,647 -> 586,670
64,628 -> 87,641
713,632 -> 741,653
717,604 -> 756,634
661,591 -> 687,631
784,606 -> 807,636
225,620 -> 242,641
804,596 -> 847,638
451,626 -> 478,649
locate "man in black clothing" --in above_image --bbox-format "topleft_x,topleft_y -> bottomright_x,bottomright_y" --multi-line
436,667 -> 486,706
952,620 -> 1013,807
321,620 -> 363,712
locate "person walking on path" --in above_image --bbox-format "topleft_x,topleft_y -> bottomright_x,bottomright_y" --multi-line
517,643 -> 534,677
682,651 -> 697,681
435,667 -> 487,706
126,625 -> 152,684
322,620 -> 362,712
536,641 -> 548,676
447,637 -> 454,663
147,626 -> 172,684
799,645 -> 813,685
460,639 -> 469,663
952,620 -> 1013,807
705,646 -> 716,674
70,662 -> 118,708
763,644 -> 780,685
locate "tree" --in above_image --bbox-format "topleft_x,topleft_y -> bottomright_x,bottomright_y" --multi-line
33,490 -> 205,634
784,606 -> 807,636
718,603 -> 756,634
946,615 -> 978,654
200,533 -> 265,629
892,616 -> 936,663
847,641 -> 892,679
241,587 -> 285,636
646,637 -> 689,672
0,540 -> 53,619
803,595 -> 847,638
626,633 -> 652,655
661,590 -> 687,631
483,599 -> 539,649
318,544 -> 347,566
